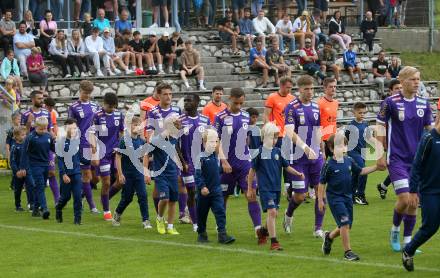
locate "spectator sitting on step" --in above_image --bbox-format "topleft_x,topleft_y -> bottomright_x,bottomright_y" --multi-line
26,47 -> 48,92
102,27 -> 133,75
13,21 -> 35,79
39,10 -> 57,57
328,10 -> 351,51
319,42 -> 340,82
115,30 -> 137,72
4,78 -> 19,111
0,10 -> 16,57
252,9 -> 277,48
24,10 -> 38,36
93,8 -> 111,33
115,9 -> 132,38
218,9 -> 240,55
180,40 -> 206,91
343,42 -> 364,83
299,38 -> 325,82
372,50 -> 391,94
67,29 -> 92,77
85,27 -> 112,77
129,30 -> 153,73
170,32 -> 185,57
311,8 -> 328,47
360,11 -> 377,54
239,9 -> 256,50
49,30 -> 78,78
266,38 -> 291,86
158,32 -> 178,74
293,11 -> 316,49
276,14 -> 296,55
144,32 -> 165,74
249,38 -> 270,88
388,56 -> 402,79
1,50 -> 23,94
81,13 -> 94,38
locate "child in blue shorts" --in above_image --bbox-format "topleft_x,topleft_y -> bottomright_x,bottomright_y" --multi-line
318,132 -> 382,261
248,123 -> 304,250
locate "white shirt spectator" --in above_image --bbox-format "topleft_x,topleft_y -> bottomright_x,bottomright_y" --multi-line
49,39 -> 68,56
292,18 -> 308,33
102,36 -> 116,55
276,19 -> 293,34
13,32 -> 33,57
252,16 -> 276,35
67,39 -> 86,55
85,35 -> 105,53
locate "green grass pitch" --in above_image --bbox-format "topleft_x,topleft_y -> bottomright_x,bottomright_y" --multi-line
0,171 -> 439,277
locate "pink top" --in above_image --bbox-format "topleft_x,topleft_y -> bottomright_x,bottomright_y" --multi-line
26,54 -> 44,73
39,20 -> 57,31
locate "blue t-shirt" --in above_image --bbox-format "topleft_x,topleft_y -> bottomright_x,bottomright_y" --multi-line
346,120 -> 370,156
115,20 -> 132,33
249,47 -> 267,65
343,49 -> 356,67
195,152 -> 222,194
117,135 -> 147,178
93,18 -> 111,32
252,146 -> 289,192
320,156 -> 362,199
149,135 -> 179,178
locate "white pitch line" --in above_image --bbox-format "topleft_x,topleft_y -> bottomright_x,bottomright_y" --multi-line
0,223 -> 439,273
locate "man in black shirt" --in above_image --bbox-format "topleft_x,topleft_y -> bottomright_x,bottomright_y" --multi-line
129,30 -> 153,72
157,32 -> 177,74
218,9 -> 240,55
115,30 -> 136,71
144,32 -> 165,74
360,11 -> 377,53
372,51 -> 391,95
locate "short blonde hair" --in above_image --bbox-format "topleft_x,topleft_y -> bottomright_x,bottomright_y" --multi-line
261,122 -> 279,141
35,116 -> 49,127
5,78 -> 14,85
398,66 -> 419,81
202,128 -> 218,142
13,126 -> 27,138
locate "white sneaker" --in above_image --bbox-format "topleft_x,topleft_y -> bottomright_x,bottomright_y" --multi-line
158,69 -> 165,75
87,71 -> 92,76
168,67 -> 173,74
283,210 -> 292,234
150,23 -> 158,28
174,69 -> 180,74
199,84 -> 207,91
125,69 -> 134,75
114,68 -> 122,75
131,67 -> 136,71
96,70 -> 104,77
165,22 -> 170,28
193,224 -> 198,232
179,215 -> 192,224
64,74 -> 72,78
112,212 -> 121,227
314,229 -> 325,238
108,70 -> 116,76
143,220 -> 153,229
80,72 -> 87,77
90,208 -> 100,214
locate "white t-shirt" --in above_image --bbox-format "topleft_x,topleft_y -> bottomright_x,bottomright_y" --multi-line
252,17 -> 276,35
13,32 -> 34,57
85,35 -> 105,53
292,17 -> 308,33
276,20 -> 293,34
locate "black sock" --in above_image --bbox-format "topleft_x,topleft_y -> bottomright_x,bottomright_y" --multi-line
344,249 -> 352,254
270,237 -> 278,244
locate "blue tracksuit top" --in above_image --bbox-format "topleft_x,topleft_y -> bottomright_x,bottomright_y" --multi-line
57,138 -> 81,176
195,152 -> 222,194
20,131 -> 55,169
343,49 -> 357,68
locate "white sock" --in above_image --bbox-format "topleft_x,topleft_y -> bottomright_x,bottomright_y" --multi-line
104,210 -> 111,214
168,67 -> 173,72
403,236 -> 412,244
153,66 -> 157,71
254,225 -> 261,231
149,67 -> 153,70
392,225 -> 400,232
158,64 -> 163,71
199,80 -> 204,86
157,216 -> 164,221
184,81 -> 190,88
381,183 -> 388,190
167,223 -> 174,230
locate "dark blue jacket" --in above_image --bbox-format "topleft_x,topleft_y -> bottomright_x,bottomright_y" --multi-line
20,131 -> 55,169
195,152 -> 222,194
57,138 -> 81,176
410,129 -> 440,194
10,142 -> 24,173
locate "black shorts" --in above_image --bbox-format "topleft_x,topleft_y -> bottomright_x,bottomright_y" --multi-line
219,31 -> 232,42
152,0 -> 167,6
181,67 -> 198,76
314,0 -> 329,12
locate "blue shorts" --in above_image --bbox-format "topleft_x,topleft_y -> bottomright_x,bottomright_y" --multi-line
232,0 -> 246,10
155,175 -> 178,202
260,191 -> 281,212
328,196 -> 353,228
